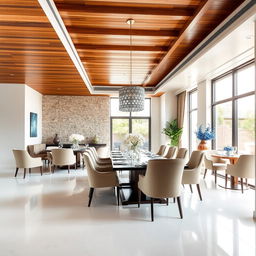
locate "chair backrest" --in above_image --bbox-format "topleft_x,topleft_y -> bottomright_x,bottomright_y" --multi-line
85,148 -> 99,165
13,149 -> 34,168
142,159 -> 186,198
176,148 -> 188,160
27,144 -> 46,156
187,150 -> 205,169
164,146 -> 177,159
232,155 -> 255,178
51,149 -> 75,165
156,145 -> 167,156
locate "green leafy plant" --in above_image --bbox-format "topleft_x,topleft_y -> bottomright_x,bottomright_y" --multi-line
162,119 -> 183,147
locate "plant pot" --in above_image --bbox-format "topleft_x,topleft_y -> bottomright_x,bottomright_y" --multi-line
197,140 -> 209,151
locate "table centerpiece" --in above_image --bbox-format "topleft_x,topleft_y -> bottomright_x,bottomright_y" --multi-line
224,146 -> 233,156
124,133 -> 144,161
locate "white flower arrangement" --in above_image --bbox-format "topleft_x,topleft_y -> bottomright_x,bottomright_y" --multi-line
124,133 -> 144,150
69,134 -> 84,144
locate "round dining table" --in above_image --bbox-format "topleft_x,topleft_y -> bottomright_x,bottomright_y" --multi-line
211,154 -> 240,190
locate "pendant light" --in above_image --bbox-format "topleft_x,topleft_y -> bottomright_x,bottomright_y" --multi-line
119,19 -> 145,112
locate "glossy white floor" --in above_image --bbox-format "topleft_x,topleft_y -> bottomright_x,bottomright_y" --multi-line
0,167 -> 255,256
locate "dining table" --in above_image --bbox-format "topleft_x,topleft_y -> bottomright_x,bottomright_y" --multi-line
111,151 -> 166,205
211,153 -> 241,190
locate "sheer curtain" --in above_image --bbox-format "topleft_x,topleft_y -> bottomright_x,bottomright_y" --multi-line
177,91 -> 187,147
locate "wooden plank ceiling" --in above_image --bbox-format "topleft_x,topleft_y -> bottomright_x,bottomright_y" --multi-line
0,0 -> 91,95
0,0 -> 247,95
54,0 -> 246,88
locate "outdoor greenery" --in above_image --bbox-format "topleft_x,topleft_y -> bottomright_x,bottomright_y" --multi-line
162,119 -> 183,147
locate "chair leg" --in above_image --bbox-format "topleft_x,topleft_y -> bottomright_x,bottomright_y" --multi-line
225,174 -> 228,188
203,169 -> 207,179
138,189 -> 141,208
88,187 -> 94,207
14,168 -> 19,177
173,197 -> 176,203
29,168 -> 31,174
245,178 -> 248,186
23,168 -> 26,179
116,186 -> 120,206
214,171 -> 217,184
75,163 -> 77,170
68,165 -> 70,174
189,184 -> 193,193
166,198 -> 169,206
52,165 -> 55,173
241,178 -> 244,194
177,196 -> 183,219
40,166 -> 43,176
196,184 -> 202,201
150,198 -> 154,222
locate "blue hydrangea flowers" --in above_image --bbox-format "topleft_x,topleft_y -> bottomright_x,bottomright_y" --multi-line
224,146 -> 233,152
195,125 -> 215,141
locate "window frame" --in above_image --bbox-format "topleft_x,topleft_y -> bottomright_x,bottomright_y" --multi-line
188,88 -> 198,154
211,59 -> 255,150
110,98 -> 151,151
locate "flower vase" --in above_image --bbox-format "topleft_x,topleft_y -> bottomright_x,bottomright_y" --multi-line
197,140 -> 208,151
72,141 -> 80,149
225,151 -> 231,156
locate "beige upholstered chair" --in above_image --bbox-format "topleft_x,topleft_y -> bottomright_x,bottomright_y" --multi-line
225,155 -> 255,193
27,144 -> 48,161
176,148 -> 188,160
138,159 -> 186,221
204,153 -> 228,184
51,149 -> 76,173
83,152 -> 119,207
84,149 -> 112,172
156,145 -> 167,156
90,147 -> 112,164
13,149 -> 43,178
182,151 -> 205,201
164,146 -> 177,159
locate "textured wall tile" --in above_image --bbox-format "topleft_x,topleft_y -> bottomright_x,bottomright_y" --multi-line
42,96 -> 110,146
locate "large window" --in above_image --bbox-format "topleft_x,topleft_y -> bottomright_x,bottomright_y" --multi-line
189,89 -> 198,153
212,61 -> 255,154
110,98 -> 151,151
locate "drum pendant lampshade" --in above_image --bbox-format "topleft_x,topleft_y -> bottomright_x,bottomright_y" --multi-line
119,19 -> 145,112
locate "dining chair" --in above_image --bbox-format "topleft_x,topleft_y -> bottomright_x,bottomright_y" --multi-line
164,146 -> 177,159
138,159 -> 186,221
176,148 -> 188,160
84,149 -> 113,172
182,151 -> 205,201
156,145 -> 167,156
90,147 -> 112,164
83,152 -> 120,207
13,149 -> 43,178
204,152 -> 229,184
225,155 -> 255,193
51,148 -> 76,173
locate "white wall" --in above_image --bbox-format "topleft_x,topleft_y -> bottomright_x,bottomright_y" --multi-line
25,86 -> 42,146
0,84 -> 42,169
0,84 -> 25,168
160,91 -> 177,145
151,97 -> 161,152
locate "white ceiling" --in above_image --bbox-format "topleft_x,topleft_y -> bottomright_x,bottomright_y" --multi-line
158,12 -> 256,94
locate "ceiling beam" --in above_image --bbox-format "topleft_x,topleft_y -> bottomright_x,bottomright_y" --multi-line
75,44 -> 168,52
67,26 -> 179,37
143,0 -> 209,86
57,3 -> 195,17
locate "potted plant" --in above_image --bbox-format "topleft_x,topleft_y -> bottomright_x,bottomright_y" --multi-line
195,125 -> 215,150
162,119 -> 183,147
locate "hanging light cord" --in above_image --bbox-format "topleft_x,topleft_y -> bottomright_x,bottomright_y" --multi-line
129,20 -> 132,87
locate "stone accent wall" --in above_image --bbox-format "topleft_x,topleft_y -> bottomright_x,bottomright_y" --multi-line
42,96 -> 110,145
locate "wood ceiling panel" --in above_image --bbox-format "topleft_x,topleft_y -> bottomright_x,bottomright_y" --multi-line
54,0 -> 246,88
0,0 -> 92,95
